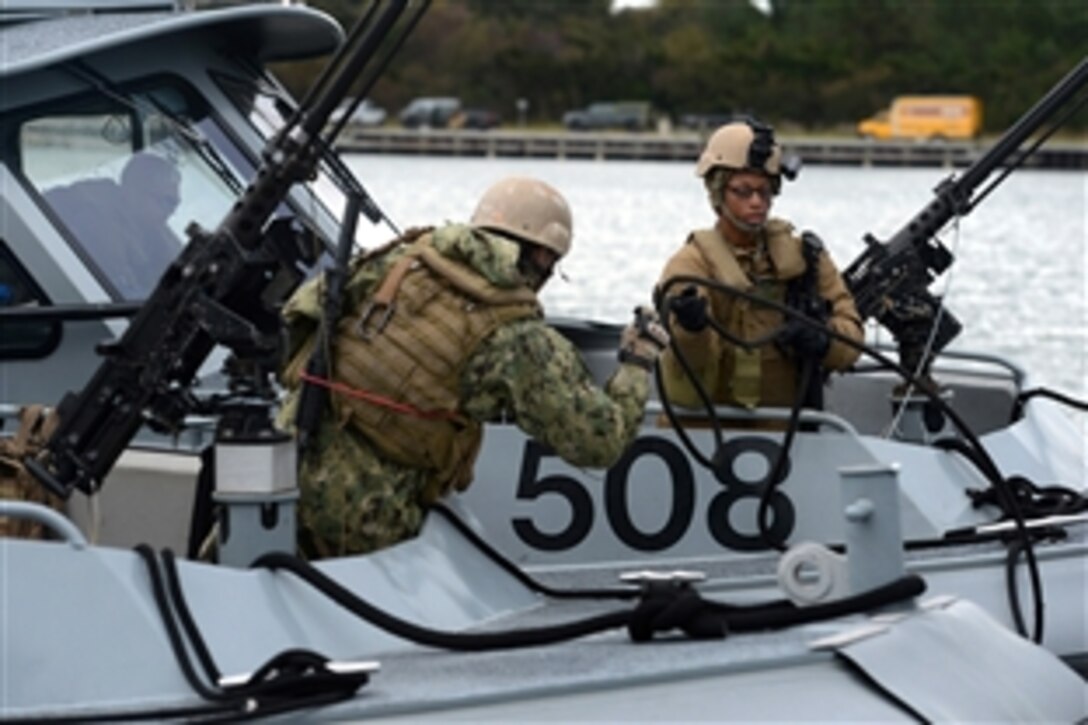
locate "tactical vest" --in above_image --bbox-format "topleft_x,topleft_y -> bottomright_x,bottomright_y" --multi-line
324,236 -> 540,502
662,220 -> 806,408
0,405 -> 64,539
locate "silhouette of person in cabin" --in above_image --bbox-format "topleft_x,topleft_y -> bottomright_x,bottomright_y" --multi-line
44,152 -> 182,300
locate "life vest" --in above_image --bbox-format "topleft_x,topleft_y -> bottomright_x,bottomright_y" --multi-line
661,220 -> 807,409
304,231 -> 540,502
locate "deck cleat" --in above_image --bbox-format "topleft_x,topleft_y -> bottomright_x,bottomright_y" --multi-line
619,569 -> 707,591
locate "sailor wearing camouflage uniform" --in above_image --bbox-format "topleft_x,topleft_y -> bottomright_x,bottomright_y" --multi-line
657,119 -> 862,411
279,176 -> 668,558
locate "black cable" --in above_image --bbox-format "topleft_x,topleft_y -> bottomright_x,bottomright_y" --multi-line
253,550 -> 926,650
1005,539 -> 1033,640
429,504 -> 640,600
656,273 -> 1052,642
253,550 -> 634,651
653,283 -> 812,554
653,325 -> 722,471
134,544 -> 226,702
161,548 -> 224,684
1012,386 -> 1088,421
433,504 -> 967,613
722,574 -> 926,632
755,357 -> 813,552
63,546 -> 371,724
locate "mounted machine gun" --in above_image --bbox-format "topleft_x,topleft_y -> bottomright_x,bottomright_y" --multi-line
842,58 -> 1087,384
27,0 -> 430,499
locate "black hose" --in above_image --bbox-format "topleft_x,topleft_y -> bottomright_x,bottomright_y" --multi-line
1005,539 -> 1034,640
1012,386 -> 1088,421
755,357 -> 813,552
429,504 -> 640,600
654,280 -> 816,552
253,550 -> 634,651
253,549 -> 926,650
48,546 -> 371,724
656,273 -> 1059,643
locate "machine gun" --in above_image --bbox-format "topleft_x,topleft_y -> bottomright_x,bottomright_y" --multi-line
27,0 -> 429,499
842,57 -> 1087,382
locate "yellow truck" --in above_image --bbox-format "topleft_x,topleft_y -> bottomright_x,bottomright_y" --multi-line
857,95 -> 983,140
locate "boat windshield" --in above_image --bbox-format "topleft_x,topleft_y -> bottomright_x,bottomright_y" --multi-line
20,81 -> 249,301
214,69 -> 370,247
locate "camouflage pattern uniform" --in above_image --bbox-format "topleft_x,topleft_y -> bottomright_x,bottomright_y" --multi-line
278,224 -> 649,558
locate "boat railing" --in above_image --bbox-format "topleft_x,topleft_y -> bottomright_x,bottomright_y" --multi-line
0,403 -> 217,451
643,400 -> 860,436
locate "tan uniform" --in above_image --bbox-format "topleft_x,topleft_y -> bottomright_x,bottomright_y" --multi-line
657,219 -> 862,409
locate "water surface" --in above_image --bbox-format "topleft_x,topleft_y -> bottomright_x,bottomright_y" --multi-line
345,154 -> 1087,401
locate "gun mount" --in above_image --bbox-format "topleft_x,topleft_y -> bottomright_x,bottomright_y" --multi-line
842,58 -> 1087,382
27,0 -> 430,499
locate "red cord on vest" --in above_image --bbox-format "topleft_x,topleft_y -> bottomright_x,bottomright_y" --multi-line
298,372 -> 460,421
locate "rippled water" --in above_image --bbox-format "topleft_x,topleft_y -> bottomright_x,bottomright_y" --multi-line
345,154 -> 1087,399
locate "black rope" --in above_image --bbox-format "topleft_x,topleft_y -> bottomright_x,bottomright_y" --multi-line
653,329 -> 722,471
655,273 -> 1063,644
755,356 -> 813,552
134,545 -> 227,702
654,279 -> 819,552
253,550 -> 926,650
964,473 -> 1088,520
253,550 -> 633,651
1005,539 -> 1033,641
1012,386 -> 1088,421
51,546 -> 372,724
429,504 -> 640,600
162,548 -> 222,684
26,545 -> 926,721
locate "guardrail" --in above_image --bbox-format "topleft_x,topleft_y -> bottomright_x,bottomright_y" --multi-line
335,127 -> 1086,170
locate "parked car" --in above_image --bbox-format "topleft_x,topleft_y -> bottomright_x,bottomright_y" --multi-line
562,101 -> 651,131
329,97 -> 387,127
449,108 -> 501,130
398,97 -> 462,129
677,112 -> 737,132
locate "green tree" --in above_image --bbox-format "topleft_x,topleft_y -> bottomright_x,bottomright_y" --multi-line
291,0 -> 1086,133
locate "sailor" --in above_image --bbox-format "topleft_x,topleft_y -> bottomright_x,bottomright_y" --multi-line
278,176 -> 669,558
655,118 -> 862,413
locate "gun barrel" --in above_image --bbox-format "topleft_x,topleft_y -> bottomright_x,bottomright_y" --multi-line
843,57 -> 1087,373
26,0 -> 426,498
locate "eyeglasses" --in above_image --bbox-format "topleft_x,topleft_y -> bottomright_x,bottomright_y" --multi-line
726,185 -> 774,202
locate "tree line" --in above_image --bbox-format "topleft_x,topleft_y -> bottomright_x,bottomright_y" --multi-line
271,0 -> 1087,134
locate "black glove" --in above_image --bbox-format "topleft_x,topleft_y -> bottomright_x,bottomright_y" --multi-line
668,285 -> 709,332
778,318 -> 830,361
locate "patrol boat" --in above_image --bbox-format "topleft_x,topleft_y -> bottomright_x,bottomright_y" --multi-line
1,1 -> 1086,721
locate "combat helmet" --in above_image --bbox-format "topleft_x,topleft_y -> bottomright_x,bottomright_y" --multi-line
470,176 -> 573,258
695,118 -> 799,181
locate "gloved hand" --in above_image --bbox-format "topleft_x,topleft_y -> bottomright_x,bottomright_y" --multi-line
777,318 -> 830,361
618,306 -> 670,372
668,285 -> 709,332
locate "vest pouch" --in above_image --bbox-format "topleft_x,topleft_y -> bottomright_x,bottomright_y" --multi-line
659,347 -> 720,410
0,405 -> 65,540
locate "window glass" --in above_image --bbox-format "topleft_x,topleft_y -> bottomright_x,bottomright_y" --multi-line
0,241 -> 59,360
215,70 -> 358,246
21,82 -> 246,300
